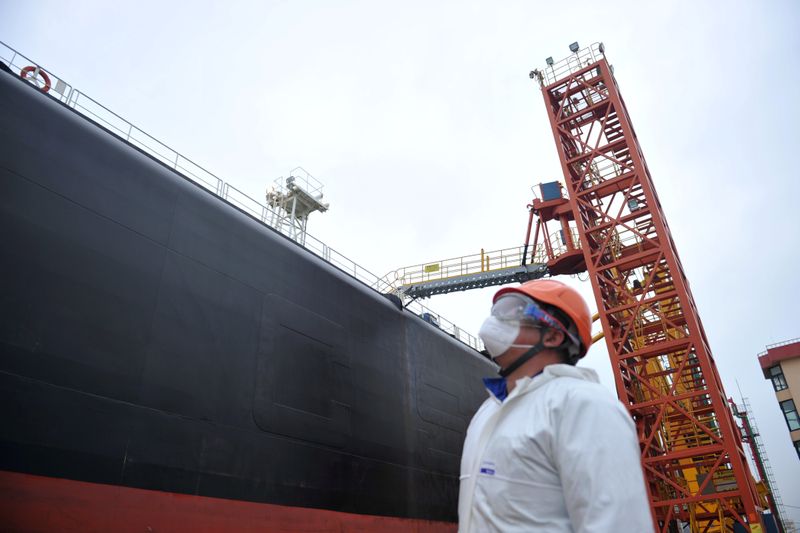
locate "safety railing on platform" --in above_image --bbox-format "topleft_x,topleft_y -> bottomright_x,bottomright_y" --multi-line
546,228 -> 581,260
532,42 -> 606,87
0,40 -> 484,353
393,245 -> 549,289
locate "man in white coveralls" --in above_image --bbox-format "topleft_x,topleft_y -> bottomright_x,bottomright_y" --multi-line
458,279 -> 654,532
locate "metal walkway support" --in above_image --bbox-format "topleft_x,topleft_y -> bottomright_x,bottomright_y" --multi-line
399,263 -> 548,299
387,245 -> 551,300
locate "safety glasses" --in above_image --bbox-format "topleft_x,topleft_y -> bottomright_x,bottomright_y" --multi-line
491,293 -> 580,347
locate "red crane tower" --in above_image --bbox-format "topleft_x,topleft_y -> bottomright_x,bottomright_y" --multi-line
528,43 -> 767,532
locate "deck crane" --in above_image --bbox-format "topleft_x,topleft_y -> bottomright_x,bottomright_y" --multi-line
387,43 -> 783,533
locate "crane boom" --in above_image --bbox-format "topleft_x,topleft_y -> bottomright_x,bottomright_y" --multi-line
531,43 -> 767,532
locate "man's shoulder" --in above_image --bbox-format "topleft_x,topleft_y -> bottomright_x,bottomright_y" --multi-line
542,369 -> 624,411
540,365 -> 607,395
540,372 -> 637,443
564,379 -> 620,406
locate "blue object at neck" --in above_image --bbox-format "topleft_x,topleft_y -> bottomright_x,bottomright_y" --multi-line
483,370 -> 544,402
483,377 -> 509,401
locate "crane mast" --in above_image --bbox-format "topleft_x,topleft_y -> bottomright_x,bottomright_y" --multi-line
530,43 -> 765,532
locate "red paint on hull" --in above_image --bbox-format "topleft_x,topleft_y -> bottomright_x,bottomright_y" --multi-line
0,471 -> 457,532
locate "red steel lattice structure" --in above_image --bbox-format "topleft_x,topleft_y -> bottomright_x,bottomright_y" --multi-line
530,44 -> 765,532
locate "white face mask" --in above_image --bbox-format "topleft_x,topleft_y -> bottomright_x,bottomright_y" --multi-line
479,316 -> 523,359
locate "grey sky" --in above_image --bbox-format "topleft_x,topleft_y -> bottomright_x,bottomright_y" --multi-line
3,0 -> 800,524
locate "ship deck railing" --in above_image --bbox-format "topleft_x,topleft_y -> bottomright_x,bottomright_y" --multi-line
0,41 -> 484,353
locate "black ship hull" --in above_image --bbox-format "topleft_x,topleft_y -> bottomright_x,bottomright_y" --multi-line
0,67 -> 493,531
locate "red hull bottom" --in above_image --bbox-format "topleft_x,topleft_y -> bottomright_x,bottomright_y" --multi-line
0,471 -> 457,532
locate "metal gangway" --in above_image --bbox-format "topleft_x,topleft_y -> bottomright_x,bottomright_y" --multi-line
388,246 -> 549,299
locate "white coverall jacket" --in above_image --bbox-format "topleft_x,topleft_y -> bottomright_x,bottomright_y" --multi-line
458,364 -> 654,533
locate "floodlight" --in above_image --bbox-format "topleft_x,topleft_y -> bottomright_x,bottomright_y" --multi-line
569,42 -> 579,53
598,42 -> 605,54
546,57 -> 554,66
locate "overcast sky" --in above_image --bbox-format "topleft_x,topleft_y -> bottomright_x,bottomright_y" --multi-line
3,0 -> 800,525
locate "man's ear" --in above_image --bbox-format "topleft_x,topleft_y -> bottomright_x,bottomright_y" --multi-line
542,328 -> 565,348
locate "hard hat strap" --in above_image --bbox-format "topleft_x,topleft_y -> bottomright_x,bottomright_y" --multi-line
498,341 -> 545,378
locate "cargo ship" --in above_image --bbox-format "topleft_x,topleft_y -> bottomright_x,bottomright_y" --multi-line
0,44 -> 494,531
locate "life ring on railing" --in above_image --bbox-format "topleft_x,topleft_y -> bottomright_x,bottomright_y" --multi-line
20,65 -> 51,93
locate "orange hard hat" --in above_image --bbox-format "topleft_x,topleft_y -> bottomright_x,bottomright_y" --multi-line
493,279 -> 592,358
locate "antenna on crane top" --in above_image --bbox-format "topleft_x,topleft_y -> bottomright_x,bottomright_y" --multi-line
265,167 -> 329,246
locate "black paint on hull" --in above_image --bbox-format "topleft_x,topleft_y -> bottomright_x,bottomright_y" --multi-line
0,68 -> 493,522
